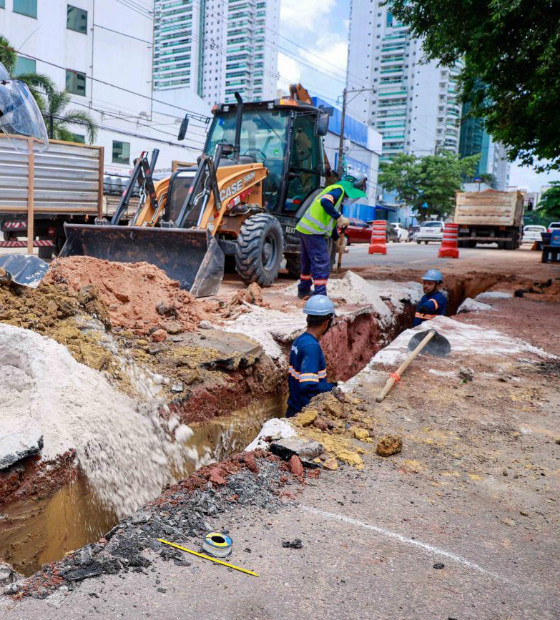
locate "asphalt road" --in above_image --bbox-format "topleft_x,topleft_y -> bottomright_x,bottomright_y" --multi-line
341,240 -> 527,269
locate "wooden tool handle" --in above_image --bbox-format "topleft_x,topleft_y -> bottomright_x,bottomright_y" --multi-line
376,330 -> 436,402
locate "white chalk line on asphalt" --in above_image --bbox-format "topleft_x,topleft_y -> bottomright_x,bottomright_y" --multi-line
301,505 -> 509,583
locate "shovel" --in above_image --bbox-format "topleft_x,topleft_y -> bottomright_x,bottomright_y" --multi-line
376,329 -> 451,402
0,254 -> 49,289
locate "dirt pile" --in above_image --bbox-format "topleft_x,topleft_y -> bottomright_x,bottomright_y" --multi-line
45,257 -> 211,334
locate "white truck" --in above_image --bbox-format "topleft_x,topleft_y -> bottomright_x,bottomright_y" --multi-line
454,189 -> 524,250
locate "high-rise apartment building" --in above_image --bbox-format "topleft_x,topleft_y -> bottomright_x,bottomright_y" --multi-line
459,103 -> 510,191
154,0 -> 279,105
346,1 -> 462,160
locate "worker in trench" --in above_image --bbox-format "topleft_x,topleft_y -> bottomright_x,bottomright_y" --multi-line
295,173 -> 367,299
413,269 -> 447,326
286,295 -> 338,418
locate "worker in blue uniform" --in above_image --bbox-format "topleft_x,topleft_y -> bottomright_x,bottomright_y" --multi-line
295,173 -> 367,298
413,269 -> 447,327
287,295 -> 337,417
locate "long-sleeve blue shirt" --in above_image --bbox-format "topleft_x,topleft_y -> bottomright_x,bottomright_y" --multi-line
320,187 -> 344,240
413,290 -> 447,326
287,332 -> 336,413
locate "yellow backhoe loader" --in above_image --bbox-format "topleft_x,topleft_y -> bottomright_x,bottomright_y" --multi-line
60,85 -> 335,297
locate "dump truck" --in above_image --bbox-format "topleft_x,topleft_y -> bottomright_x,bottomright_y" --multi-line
454,189 -> 524,250
61,84 -> 336,297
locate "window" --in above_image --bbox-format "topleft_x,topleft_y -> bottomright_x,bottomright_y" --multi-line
69,133 -> 85,144
0,0 -> 5,9
14,0 -> 36,17
67,5 -> 88,34
112,141 -> 130,165
14,55 -> 36,76
66,69 -> 86,96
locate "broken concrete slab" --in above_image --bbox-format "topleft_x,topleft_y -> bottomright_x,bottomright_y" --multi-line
0,421 -> 43,470
458,297 -> 493,313
245,418 -> 297,452
270,438 -> 324,461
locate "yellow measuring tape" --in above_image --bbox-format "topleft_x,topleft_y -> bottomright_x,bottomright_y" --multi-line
158,538 -> 259,577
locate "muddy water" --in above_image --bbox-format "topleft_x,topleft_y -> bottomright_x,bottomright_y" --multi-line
0,397 -> 284,576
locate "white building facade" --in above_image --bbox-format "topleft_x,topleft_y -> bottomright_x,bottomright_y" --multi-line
153,0 -> 279,105
346,1 -> 462,160
0,0 -> 210,175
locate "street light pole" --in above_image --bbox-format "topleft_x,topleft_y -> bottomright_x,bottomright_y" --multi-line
336,87 -> 376,177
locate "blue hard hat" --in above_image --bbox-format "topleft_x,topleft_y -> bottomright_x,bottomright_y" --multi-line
303,295 -> 335,316
421,269 -> 444,282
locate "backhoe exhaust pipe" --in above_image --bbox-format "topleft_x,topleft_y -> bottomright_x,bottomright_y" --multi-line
233,92 -> 243,161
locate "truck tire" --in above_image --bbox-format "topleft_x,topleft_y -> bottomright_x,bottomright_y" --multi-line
38,246 -> 54,260
235,214 -> 284,286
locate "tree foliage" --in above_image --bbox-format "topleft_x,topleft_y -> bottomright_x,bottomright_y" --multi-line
379,152 -> 479,220
386,1 -> 560,171
45,89 -> 97,143
538,182 -> 560,222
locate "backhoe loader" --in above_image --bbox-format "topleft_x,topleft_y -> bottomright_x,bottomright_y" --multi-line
60,85 -> 335,297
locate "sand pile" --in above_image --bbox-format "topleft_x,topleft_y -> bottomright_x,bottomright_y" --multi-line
0,324 -> 198,517
45,257 -> 211,334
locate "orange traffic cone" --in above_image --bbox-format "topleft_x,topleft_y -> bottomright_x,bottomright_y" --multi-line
368,220 -> 387,255
438,223 -> 460,259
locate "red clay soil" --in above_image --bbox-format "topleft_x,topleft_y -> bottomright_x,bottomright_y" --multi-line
0,451 -> 78,510
45,257 -> 211,334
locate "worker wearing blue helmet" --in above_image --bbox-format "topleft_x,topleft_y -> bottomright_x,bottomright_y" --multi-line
413,269 -> 447,327
287,295 -> 337,417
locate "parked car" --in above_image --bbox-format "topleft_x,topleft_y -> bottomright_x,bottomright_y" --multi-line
344,219 -> 399,244
548,222 -> 560,233
392,222 -> 410,242
522,225 -> 546,244
344,218 -> 372,245
415,221 -> 445,244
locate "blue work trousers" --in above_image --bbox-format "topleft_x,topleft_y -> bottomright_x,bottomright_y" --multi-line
298,232 -> 330,296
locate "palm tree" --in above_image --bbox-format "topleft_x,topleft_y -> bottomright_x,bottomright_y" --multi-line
45,89 -> 98,144
0,35 -> 55,111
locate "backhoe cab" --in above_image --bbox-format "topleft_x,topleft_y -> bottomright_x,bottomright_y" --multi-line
61,85 -> 334,296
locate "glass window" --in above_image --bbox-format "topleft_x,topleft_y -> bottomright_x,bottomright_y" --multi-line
14,56 -> 36,76
66,69 -> 86,96
285,114 -> 323,213
112,141 -> 130,164
69,133 -> 85,144
67,5 -> 88,34
13,0 -> 37,18
0,0 -> 5,9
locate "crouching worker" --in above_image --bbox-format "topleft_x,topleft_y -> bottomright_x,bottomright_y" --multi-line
286,295 -> 337,417
413,269 -> 447,327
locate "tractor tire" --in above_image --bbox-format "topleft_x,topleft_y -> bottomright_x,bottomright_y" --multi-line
235,214 -> 284,287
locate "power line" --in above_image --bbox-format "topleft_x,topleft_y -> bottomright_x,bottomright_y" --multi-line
93,23 -> 153,46
0,44 -> 212,124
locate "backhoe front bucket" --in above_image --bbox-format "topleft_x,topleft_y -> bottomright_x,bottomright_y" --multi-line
60,224 -> 224,298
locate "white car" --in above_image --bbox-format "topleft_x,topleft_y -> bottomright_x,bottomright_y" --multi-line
522,225 -> 546,244
548,222 -> 560,233
415,221 -> 445,244
392,222 -> 410,242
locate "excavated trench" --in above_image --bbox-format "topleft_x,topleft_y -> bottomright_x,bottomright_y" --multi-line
0,274 -> 501,578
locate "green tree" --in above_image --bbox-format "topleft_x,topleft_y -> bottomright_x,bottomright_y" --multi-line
386,1 -> 560,171
538,182 -> 560,222
379,151 -> 479,221
0,35 -> 55,111
44,89 -> 97,144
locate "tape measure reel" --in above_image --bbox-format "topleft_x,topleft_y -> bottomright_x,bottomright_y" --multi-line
203,532 -> 233,558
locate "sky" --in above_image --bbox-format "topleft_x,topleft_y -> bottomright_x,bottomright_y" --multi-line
278,0 -> 558,193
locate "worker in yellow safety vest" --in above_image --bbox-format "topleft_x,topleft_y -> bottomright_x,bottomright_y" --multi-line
295,173 -> 367,297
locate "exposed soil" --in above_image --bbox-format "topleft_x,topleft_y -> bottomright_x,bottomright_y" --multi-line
45,257 -> 211,335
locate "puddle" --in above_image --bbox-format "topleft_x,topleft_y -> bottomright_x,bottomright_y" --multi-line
0,397 -> 284,576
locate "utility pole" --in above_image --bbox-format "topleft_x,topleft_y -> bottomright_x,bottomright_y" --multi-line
336,87 -> 376,177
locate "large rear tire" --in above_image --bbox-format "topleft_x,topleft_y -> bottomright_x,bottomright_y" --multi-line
235,214 -> 284,286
